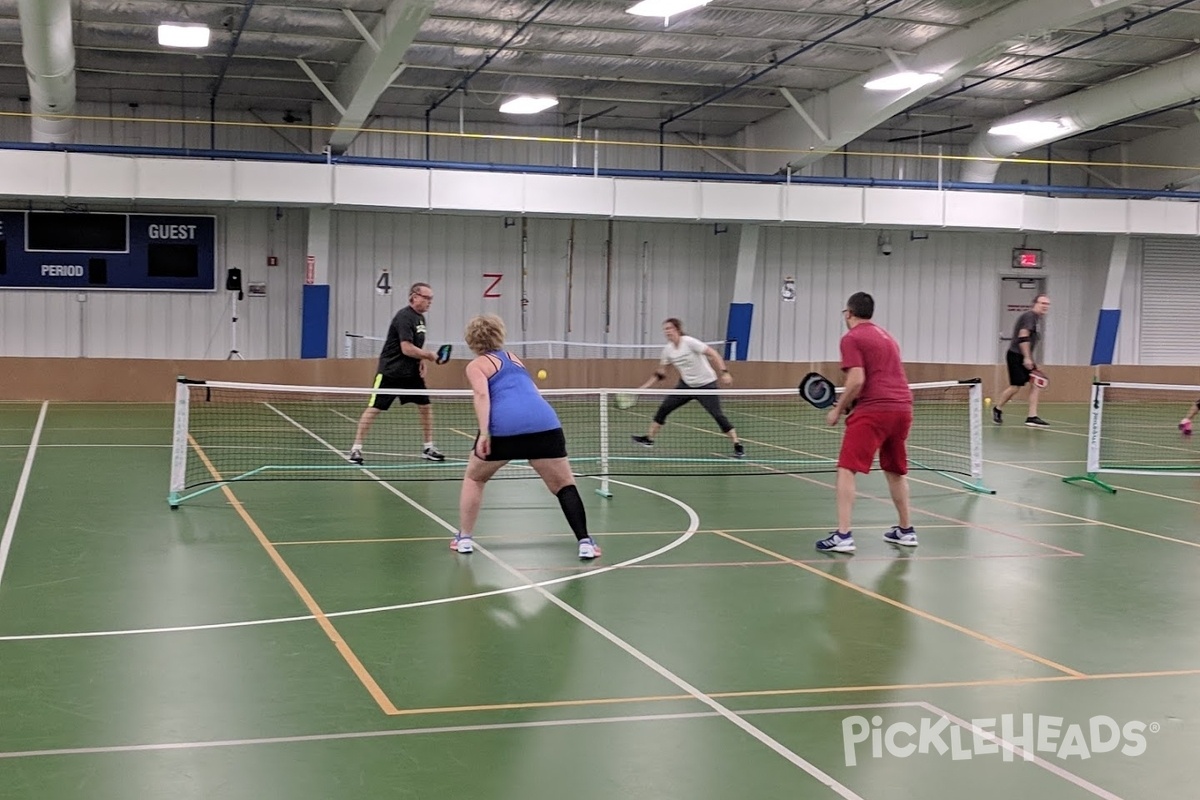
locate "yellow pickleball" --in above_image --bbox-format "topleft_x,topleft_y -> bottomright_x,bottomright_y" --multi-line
537,369 -> 547,380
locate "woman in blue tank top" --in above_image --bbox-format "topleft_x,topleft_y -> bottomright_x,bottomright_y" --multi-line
451,314 -> 600,561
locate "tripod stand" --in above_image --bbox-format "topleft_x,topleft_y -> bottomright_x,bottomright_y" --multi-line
226,289 -> 245,360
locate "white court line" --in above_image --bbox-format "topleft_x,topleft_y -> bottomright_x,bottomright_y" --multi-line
0,476 -> 695,642
0,702 -> 909,760
0,402 -> 48,591
0,700 -> 1131,799
0,444 -> 169,449
0,416 -> 696,644
916,701 -> 1123,800
277,402 -> 861,797
469,538 -> 862,797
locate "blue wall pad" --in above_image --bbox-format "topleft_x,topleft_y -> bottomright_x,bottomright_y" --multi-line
725,302 -> 753,361
300,284 -> 331,359
1090,308 -> 1121,366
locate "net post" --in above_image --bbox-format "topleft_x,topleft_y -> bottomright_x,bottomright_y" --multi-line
955,379 -> 995,494
169,377 -> 191,508
596,390 -> 613,498
342,331 -> 352,359
1063,382 -> 1117,494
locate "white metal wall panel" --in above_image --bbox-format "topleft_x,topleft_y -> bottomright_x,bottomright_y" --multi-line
751,228 -> 1105,366
330,212 -> 729,355
0,204 -> 1128,366
1138,239 -> 1200,364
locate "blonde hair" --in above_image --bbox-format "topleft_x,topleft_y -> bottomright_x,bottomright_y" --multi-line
464,314 -> 506,354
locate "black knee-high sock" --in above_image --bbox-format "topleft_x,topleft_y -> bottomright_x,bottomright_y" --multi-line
556,484 -> 589,541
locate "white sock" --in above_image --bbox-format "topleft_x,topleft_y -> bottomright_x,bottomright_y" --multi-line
424,441 -> 434,450
352,442 -> 362,450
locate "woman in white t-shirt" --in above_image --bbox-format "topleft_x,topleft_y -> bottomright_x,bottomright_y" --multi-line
631,318 -> 745,458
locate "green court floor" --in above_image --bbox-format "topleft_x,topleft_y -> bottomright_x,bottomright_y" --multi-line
0,400 -> 1198,799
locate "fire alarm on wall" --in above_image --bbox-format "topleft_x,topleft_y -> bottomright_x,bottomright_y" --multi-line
267,256 -> 278,267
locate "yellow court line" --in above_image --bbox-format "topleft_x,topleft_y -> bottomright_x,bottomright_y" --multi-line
389,693 -> 692,716
712,529 -> 1085,677
626,407 -> 1081,556
382,667 -> 1200,716
188,435 -> 400,716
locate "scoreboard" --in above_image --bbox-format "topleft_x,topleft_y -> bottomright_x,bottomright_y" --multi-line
0,211 -> 216,291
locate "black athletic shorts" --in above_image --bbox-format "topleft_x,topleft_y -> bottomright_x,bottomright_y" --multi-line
476,427 -> 568,462
369,373 -> 429,410
1005,350 -> 1031,387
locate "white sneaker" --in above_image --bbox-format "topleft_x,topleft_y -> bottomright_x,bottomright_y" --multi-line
451,532 -> 473,554
348,447 -> 363,465
578,537 -> 601,559
883,526 -> 918,547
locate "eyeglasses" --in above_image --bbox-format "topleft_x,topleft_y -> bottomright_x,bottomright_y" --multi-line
414,293 -> 433,300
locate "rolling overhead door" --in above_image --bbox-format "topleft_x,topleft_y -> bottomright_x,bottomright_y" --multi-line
1139,239 -> 1200,365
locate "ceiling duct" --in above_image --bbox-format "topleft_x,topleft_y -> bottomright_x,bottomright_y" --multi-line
17,0 -> 76,143
962,49 -> 1200,183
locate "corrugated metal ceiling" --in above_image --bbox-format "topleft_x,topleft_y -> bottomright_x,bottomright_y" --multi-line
0,0 -> 1199,150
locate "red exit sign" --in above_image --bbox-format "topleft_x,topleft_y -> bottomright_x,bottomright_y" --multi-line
1012,248 -> 1044,269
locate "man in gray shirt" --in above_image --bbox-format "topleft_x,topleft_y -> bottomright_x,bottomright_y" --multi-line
994,294 -> 1050,427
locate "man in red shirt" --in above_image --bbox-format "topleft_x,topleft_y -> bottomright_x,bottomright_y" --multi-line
816,292 -> 916,553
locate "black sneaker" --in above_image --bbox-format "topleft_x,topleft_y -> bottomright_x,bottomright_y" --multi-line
992,407 -> 1002,425
631,435 -> 654,447
733,442 -> 746,459
348,447 -> 364,465
422,446 -> 446,461
1024,416 -> 1049,428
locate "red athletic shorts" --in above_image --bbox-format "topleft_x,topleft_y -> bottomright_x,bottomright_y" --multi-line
837,409 -> 913,475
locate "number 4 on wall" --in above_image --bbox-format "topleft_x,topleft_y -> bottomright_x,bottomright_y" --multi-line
376,269 -> 392,296
483,273 -> 502,298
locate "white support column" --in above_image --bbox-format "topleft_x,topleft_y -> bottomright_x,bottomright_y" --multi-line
1090,235 -> 1129,366
725,224 -> 760,361
305,208 -> 332,284
301,208 -> 333,358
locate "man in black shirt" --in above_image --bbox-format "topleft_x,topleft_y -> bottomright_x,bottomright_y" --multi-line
349,282 -> 445,463
993,294 -> 1050,428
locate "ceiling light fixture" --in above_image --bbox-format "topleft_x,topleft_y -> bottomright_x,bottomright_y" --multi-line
863,71 -> 941,92
988,119 -> 1072,142
499,95 -> 558,115
158,23 -> 210,49
627,0 -> 712,23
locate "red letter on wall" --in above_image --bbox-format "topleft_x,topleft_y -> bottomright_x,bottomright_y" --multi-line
483,273 -> 503,298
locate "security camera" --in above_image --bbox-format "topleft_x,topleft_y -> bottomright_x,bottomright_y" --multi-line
880,242 -> 893,256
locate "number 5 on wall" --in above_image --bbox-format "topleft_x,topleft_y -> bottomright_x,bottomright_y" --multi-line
483,273 -> 502,298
